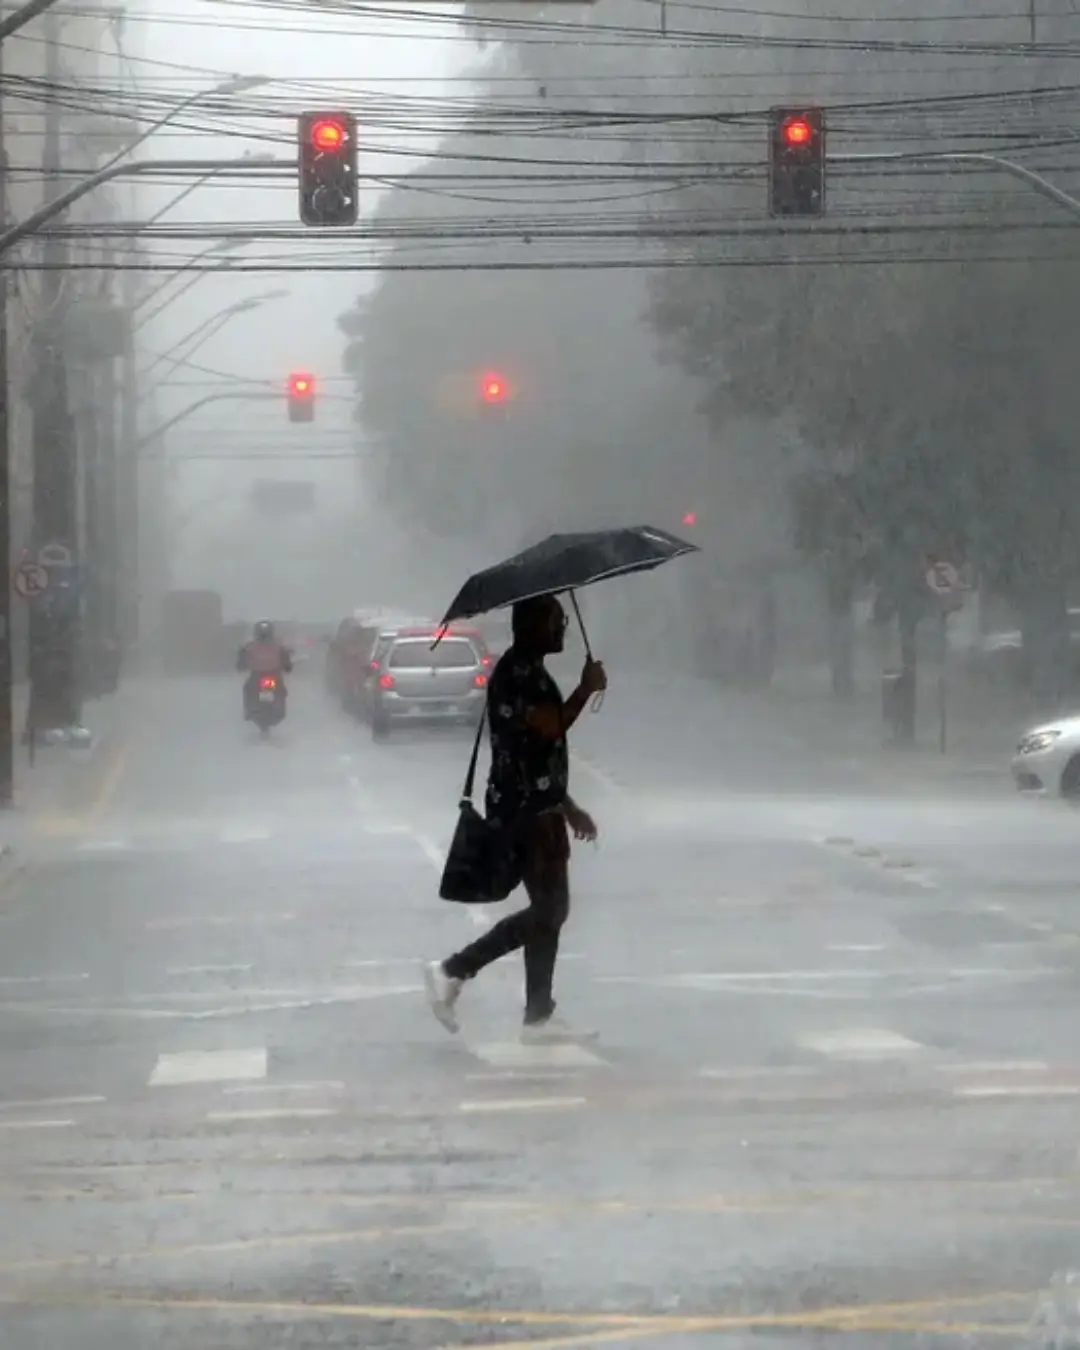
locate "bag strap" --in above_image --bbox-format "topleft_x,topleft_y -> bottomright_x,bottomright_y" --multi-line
461,696 -> 488,803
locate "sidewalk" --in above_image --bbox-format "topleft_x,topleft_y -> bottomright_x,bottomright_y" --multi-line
8,680 -> 135,830
742,664 -> 1031,787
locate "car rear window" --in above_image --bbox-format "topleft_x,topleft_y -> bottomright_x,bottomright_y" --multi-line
388,639 -> 478,670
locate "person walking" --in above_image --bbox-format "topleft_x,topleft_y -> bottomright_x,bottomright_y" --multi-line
424,593 -> 607,1043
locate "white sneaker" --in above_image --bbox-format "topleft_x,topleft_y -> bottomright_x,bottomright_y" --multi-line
424,961 -> 462,1034
520,1016 -> 598,1046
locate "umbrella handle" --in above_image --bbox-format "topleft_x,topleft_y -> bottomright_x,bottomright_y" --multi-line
568,591 -> 603,714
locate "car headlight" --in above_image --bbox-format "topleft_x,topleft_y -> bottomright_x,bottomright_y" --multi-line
1018,730 -> 1062,754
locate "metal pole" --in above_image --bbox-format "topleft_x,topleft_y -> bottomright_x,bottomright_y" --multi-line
938,608 -> 948,756
0,0 -> 63,43
0,39 -> 13,806
0,157 -> 288,258
136,391 -> 278,453
118,252 -> 138,662
27,10 -> 80,741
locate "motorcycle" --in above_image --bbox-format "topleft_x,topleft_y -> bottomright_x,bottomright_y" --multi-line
248,673 -> 286,733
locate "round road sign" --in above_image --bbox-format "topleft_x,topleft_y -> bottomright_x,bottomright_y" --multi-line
14,562 -> 49,600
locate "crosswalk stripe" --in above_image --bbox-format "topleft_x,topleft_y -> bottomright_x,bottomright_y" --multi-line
799,1029 -> 926,1058
468,1040 -> 606,1069
149,1049 -> 268,1087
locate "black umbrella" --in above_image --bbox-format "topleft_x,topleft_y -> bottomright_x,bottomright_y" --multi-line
437,525 -> 700,659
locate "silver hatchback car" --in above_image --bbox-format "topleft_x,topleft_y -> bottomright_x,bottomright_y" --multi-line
365,626 -> 492,739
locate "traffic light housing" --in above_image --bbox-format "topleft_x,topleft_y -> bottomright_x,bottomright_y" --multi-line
287,372 -> 316,423
298,111 -> 358,226
768,107 -> 825,218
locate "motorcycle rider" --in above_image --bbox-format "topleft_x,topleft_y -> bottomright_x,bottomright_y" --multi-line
237,620 -> 293,720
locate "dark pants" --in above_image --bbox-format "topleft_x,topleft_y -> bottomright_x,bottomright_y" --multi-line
444,812 -> 570,1025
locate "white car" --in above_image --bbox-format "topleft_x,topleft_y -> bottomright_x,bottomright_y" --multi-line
1011,715 -> 1080,797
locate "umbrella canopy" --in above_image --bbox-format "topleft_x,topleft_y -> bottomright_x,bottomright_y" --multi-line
438,526 -> 700,628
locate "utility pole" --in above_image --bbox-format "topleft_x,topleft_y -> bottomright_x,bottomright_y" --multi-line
118,249 -> 138,665
0,38 -> 13,806
27,8 -> 80,740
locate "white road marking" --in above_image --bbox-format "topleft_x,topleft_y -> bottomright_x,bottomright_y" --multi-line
459,1096 -> 586,1114
206,1107 -> 338,1123
464,1070 -> 586,1082
0,1119 -> 74,1131
610,966 -> 1057,985
167,964 -> 254,978
827,944 -> 885,953
0,1095 -> 105,1111
219,825 -> 272,844
223,1081 -> 345,1096
955,1085 -> 1080,1099
698,1066 -> 818,1080
150,1048 -> 268,1087
77,839 -> 130,852
145,914 -> 296,931
470,1040 -> 606,1069
0,973 -> 88,986
340,958 -> 422,969
800,1028 -> 926,1059
937,1060 -> 1049,1074
11,985 -> 423,1023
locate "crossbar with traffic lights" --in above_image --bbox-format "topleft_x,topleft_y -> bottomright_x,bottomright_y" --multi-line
298,111 -> 358,227
287,371 -> 316,423
768,106 -> 825,218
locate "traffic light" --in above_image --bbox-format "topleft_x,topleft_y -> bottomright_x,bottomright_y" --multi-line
287,371 -> 315,423
681,511 -> 698,528
768,106 -> 825,218
298,111 -> 358,226
479,370 -> 509,405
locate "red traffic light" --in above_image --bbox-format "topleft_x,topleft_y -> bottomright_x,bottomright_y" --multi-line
310,118 -> 345,152
682,511 -> 698,527
480,372 -> 507,403
288,372 -> 315,397
781,116 -> 812,147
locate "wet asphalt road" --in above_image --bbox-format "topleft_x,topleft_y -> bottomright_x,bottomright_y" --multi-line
0,669 -> 1079,1347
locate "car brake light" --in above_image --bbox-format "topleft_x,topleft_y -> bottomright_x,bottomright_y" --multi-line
258,676 -> 277,690
480,655 -> 492,668
378,673 -> 395,690
473,673 -> 488,688
368,660 -> 380,671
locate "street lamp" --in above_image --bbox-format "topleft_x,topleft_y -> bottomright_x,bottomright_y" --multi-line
137,290 -> 289,385
98,74 -> 269,178
134,240 -> 243,327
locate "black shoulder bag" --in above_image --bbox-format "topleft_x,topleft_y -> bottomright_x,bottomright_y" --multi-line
438,705 -> 523,905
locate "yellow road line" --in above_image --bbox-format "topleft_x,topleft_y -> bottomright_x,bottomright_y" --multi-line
82,736 -> 133,826
0,1220 -> 458,1274
29,734 -> 134,839
449,1328 -> 678,1350
0,1289 -> 1035,1332
0,1291 -> 1035,1342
